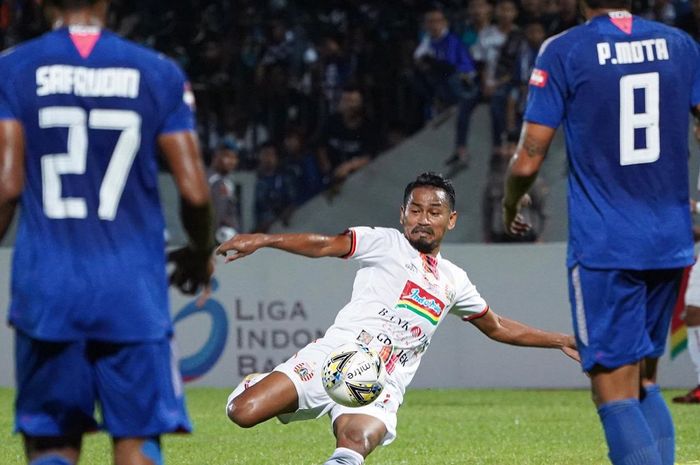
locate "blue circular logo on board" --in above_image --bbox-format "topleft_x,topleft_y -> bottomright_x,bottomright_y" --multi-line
173,278 -> 228,382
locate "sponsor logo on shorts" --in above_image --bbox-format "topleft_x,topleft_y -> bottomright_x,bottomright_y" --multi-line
294,362 -> 314,382
395,281 -> 446,325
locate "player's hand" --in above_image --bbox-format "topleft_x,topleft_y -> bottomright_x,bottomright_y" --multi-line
167,246 -> 214,295
502,195 -> 532,236
560,335 -> 581,363
216,234 -> 263,263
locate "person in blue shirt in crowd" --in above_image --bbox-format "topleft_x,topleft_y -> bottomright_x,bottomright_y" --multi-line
503,0 -> 700,463
0,0 -> 214,463
413,4 -> 478,168
254,142 -> 296,233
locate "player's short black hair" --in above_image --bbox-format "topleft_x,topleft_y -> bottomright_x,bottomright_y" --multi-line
582,0 -> 631,9
403,172 -> 456,210
43,0 -> 101,9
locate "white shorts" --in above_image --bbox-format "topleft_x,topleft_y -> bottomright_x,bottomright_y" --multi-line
274,337 -> 401,446
686,260 -> 700,308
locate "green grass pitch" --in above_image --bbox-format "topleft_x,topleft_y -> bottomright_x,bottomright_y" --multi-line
1,388 -> 698,464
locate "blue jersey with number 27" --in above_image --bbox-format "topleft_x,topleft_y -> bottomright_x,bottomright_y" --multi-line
525,12 -> 700,270
0,26 -> 196,341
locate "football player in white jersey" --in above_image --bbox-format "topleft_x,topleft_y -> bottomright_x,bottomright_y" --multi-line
216,172 -> 578,465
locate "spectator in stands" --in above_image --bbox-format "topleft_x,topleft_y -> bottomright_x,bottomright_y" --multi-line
318,33 -> 354,116
226,114 -> 270,171
254,143 -> 296,233
317,85 -> 379,189
462,0 -> 494,50
518,0 -> 555,31
643,0 -> 677,24
482,131 -> 548,242
548,0 -> 583,35
478,0 -> 521,152
209,141 -> 243,243
414,5 -> 478,168
676,0 -> 700,40
505,20 -> 547,136
282,128 -> 326,205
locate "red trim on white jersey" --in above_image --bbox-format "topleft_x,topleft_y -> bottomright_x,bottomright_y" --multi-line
462,305 -> 490,322
341,229 -> 356,259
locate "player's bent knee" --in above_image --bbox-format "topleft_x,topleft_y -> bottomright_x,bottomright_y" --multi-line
227,396 -> 262,428
336,427 -> 375,457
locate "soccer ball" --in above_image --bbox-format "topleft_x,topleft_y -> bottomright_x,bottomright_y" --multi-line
322,342 -> 387,407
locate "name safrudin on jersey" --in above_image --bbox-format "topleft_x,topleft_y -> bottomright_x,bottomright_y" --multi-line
596,38 -> 669,65
36,65 -> 140,98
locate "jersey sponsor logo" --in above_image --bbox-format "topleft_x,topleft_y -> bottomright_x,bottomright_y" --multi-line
36,65 -> 140,98
595,39 -> 669,65
529,68 -> 548,88
395,281 -> 446,325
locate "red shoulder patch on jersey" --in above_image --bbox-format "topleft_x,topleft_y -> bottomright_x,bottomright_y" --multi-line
529,68 -> 548,88
609,11 -> 633,35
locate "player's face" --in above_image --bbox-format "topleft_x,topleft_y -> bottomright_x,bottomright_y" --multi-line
400,186 -> 457,254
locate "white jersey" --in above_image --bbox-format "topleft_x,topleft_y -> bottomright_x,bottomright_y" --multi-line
324,227 -> 488,394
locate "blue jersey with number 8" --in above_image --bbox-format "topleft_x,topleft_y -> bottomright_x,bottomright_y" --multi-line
0,26 -> 195,341
524,12 -> 700,270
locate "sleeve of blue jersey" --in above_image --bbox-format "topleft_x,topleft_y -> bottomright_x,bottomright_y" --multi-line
690,39 -> 700,109
0,58 -> 18,120
523,38 -> 568,129
158,60 -> 196,135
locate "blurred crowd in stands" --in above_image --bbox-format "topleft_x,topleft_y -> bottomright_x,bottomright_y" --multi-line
2,0 -> 699,240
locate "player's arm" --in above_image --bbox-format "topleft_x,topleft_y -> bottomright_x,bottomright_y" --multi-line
0,120 -> 24,241
216,232 -> 352,263
159,130 -> 215,294
469,307 -> 579,362
502,122 -> 556,236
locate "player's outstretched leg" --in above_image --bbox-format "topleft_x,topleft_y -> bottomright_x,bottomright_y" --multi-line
640,358 -> 675,465
324,414 -> 387,465
591,364 -> 663,465
226,371 -> 298,428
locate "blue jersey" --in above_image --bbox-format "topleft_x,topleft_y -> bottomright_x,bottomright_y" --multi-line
0,26 -> 196,341
524,12 -> 700,270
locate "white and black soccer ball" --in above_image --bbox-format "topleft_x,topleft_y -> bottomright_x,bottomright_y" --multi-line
321,342 -> 387,408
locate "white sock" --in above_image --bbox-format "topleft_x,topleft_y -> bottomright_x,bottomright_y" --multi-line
323,447 -> 364,465
688,326 -> 700,385
226,372 -> 270,415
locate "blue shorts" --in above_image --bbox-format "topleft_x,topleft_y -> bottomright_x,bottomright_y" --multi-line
568,264 -> 683,372
14,332 -> 192,438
